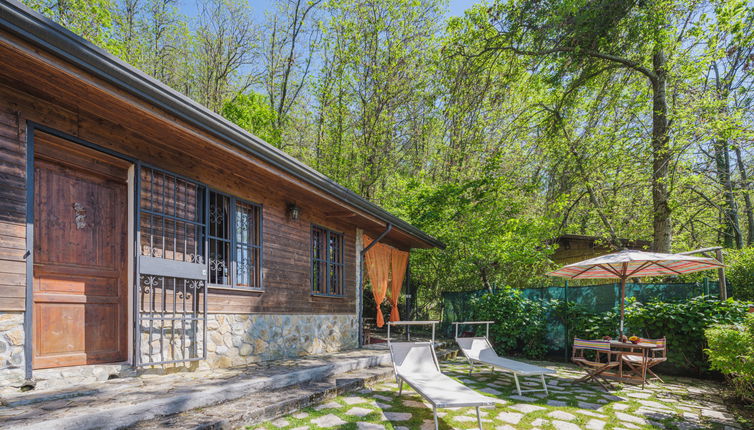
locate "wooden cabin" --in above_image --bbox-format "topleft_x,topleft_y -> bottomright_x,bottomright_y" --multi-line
0,1 -> 442,389
550,234 -> 651,265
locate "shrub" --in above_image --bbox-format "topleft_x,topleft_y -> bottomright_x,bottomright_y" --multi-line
726,247 -> 754,300
551,300 -> 618,341
469,289 -> 752,375
624,297 -> 752,375
705,313 -> 754,403
470,287 -> 548,359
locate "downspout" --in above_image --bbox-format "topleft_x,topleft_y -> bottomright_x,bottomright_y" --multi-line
358,223 -> 393,347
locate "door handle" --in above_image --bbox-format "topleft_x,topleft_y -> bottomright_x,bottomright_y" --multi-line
23,250 -> 30,259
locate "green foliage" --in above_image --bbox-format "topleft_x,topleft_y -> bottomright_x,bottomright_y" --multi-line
388,173 -> 557,315
470,287 -> 549,359
705,313 -> 754,403
624,297 -> 752,375
725,247 -> 754,300
23,0 -> 121,53
221,93 -> 281,146
479,291 -> 752,374
551,300 -> 618,343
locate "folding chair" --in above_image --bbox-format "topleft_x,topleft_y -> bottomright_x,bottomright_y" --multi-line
571,338 -> 622,391
622,337 -> 667,383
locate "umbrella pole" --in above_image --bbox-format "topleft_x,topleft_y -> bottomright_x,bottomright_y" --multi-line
619,277 -> 626,337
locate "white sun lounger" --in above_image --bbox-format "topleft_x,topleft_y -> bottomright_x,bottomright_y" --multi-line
453,321 -> 556,396
387,321 -> 495,430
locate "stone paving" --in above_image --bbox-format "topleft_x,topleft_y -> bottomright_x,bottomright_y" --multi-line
250,358 -> 746,430
0,348 -> 394,429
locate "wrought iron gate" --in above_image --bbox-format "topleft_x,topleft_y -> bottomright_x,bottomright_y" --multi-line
135,166 -> 208,366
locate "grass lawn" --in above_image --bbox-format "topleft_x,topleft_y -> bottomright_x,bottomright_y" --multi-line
249,358 -> 746,430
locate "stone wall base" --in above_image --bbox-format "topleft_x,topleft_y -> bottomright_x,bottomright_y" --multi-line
198,313 -> 358,369
0,312 -> 25,389
1,313 -> 358,392
137,313 -> 358,370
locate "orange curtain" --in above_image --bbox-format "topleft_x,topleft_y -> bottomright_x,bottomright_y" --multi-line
389,249 -> 409,322
363,235 -> 392,327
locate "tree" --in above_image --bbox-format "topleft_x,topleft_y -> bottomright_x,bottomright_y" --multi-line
454,0 -> 709,252
702,1 -> 754,246
221,92 -> 281,145
194,0 -> 257,112
23,0 -> 121,53
319,0 -> 444,199
260,0 -> 323,148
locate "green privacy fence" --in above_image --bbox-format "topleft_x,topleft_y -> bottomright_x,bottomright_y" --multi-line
441,280 -> 732,359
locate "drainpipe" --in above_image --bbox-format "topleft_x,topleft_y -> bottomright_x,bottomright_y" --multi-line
358,223 -> 392,347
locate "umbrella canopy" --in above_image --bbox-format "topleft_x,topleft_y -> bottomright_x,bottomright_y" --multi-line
547,249 -> 724,336
548,249 -> 724,280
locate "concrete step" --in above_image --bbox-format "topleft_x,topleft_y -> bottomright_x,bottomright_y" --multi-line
1,343 -> 460,430
129,348 -> 459,430
2,349 -> 394,430
131,364 -> 394,429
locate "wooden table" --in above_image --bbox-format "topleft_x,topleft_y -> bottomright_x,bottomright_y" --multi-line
604,340 -> 657,388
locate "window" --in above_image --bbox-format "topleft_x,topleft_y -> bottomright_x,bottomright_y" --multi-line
311,225 -> 344,296
208,190 -> 262,289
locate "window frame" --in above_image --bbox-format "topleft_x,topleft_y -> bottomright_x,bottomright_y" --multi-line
310,224 -> 345,297
207,189 -> 264,291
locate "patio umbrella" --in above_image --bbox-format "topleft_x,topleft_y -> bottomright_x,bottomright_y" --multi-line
547,249 -> 724,336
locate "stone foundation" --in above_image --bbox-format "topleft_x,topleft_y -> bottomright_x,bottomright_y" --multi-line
1,312 -> 357,391
200,313 -> 358,369
138,313 -> 358,370
0,312 -> 25,388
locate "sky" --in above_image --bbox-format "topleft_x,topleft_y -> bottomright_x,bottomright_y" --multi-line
178,0 -> 476,23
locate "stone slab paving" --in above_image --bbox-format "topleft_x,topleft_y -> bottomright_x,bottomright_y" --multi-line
0,348 -> 394,430
250,358 -> 747,429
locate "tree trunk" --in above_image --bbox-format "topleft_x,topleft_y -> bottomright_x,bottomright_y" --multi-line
651,48 -> 672,253
713,137 -> 743,248
478,263 -> 493,293
733,144 -> 754,245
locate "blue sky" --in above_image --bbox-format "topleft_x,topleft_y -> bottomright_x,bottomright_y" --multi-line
178,0 -> 475,22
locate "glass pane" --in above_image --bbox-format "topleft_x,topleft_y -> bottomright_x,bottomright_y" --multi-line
209,238 -> 230,285
328,234 -> 336,262
236,245 -> 249,287
209,192 -> 230,240
312,227 -> 323,260
312,261 -> 321,293
328,264 -> 336,295
235,202 -> 256,245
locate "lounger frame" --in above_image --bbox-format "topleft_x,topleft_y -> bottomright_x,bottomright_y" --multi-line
388,321 -> 492,430
453,321 -> 553,396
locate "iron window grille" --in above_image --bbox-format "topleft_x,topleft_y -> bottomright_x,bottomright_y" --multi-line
208,190 -> 263,290
140,167 -> 204,264
137,166 -> 207,366
311,225 -> 344,297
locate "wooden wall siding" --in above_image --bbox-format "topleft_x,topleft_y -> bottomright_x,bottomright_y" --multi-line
0,106 -> 26,311
0,33 -> 369,314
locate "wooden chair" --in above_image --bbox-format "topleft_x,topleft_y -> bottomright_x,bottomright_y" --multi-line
622,337 -> 667,383
572,338 -> 622,391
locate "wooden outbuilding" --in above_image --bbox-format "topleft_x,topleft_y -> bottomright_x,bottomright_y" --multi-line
550,234 -> 651,266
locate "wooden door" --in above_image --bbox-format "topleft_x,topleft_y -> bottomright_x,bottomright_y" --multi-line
33,133 -> 131,369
